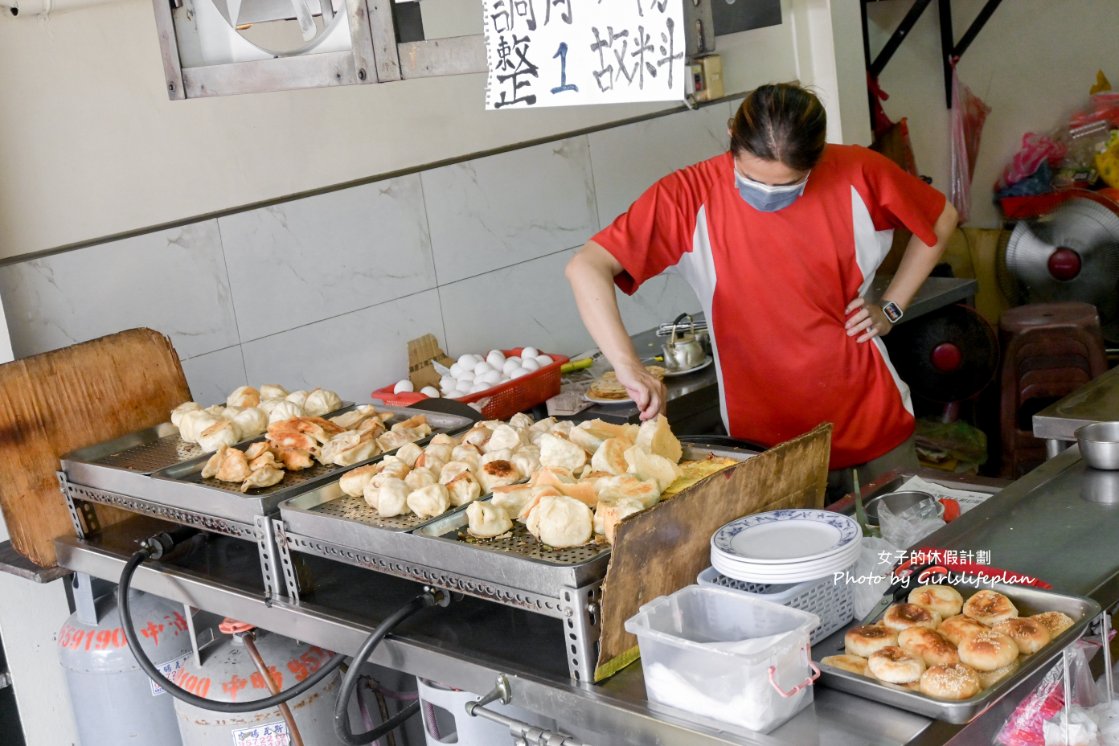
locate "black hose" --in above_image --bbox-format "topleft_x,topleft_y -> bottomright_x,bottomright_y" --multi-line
333,592 -> 440,745
117,549 -> 344,713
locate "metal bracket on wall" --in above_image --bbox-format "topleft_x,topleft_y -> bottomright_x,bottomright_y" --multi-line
861,0 -> 1003,114
153,0 -> 486,99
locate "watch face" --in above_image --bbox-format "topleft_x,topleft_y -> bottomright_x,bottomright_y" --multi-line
882,301 -> 904,323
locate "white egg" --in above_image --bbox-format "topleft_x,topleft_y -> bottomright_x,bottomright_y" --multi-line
458,353 -> 479,368
439,375 -> 456,391
485,350 -> 506,369
393,379 -> 414,394
479,370 -> 502,386
502,358 -> 521,375
521,346 -> 539,359
456,371 -> 475,385
420,386 -> 441,398
521,358 -> 540,372
449,362 -> 463,377
469,382 -> 491,394
508,367 -> 529,379
473,361 -> 494,376
534,355 -> 554,367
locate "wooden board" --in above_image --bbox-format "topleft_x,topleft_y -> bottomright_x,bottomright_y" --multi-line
594,423 -> 832,681
0,328 -> 191,567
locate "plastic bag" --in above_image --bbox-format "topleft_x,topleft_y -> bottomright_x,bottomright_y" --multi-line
998,133 -> 1068,191
949,65 -> 992,224
998,640 -> 1100,746
878,498 -> 945,549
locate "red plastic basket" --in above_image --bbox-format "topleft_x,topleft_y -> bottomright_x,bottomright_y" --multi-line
371,348 -> 569,421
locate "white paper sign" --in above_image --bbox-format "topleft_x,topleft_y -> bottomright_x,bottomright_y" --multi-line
483,0 -> 686,109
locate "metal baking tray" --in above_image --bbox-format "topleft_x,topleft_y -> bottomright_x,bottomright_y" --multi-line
815,581 -> 1102,724
62,406 -> 474,525
280,443 -> 755,590
59,401 -> 353,497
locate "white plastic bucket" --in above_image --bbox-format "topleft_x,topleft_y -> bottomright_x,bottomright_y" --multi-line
417,678 -> 556,745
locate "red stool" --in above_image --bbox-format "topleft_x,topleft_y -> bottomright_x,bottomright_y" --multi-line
999,302 -> 1107,478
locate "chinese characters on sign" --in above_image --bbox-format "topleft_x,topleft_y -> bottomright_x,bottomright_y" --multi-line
484,0 -> 685,109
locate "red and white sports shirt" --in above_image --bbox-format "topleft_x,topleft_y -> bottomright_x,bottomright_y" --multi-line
593,145 -> 947,468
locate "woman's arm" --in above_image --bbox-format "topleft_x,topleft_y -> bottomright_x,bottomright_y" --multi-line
565,241 -> 666,419
845,200 -> 960,342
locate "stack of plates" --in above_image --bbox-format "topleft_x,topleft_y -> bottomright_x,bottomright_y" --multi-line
710,509 -> 862,584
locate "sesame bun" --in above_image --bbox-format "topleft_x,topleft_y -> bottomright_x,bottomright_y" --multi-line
908,585 -> 964,618
991,618 -> 1051,655
868,646 -> 926,684
958,631 -> 1020,672
920,664 -> 982,701
845,624 -> 899,658
898,627 -> 960,667
962,590 -> 1018,626
882,603 -> 942,632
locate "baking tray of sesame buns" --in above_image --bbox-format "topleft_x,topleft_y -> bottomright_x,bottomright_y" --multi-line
815,581 -> 1101,723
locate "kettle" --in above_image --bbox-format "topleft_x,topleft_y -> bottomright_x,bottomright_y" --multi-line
662,313 -> 706,372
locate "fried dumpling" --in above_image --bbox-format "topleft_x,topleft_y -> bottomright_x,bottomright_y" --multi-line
406,483 -> 450,518
331,437 -> 379,467
447,471 -> 482,507
240,465 -> 284,492
170,401 -> 202,427
466,502 -> 513,538
477,460 -> 522,493
429,433 -> 456,447
377,456 -> 411,481
275,447 -> 315,471
285,390 -> 310,408
635,414 -> 683,463
259,383 -> 289,400
461,425 -> 491,449
248,450 -> 279,472
304,388 -> 343,417
226,385 -> 261,409
244,441 -> 272,460
330,404 -> 379,430
490,483 -> 534,517
198,420 -> 242,452
450,446 -> 481,473
439,461 -> 473,484
590,437 -> 629,475
267,400 -> 305,425
508,412 -> 534,430
202,446 -> 251,483
525,494 -> 593,548
539,433 -> 587,473
510,446 -> 541,477
377,429 -> 420,452
231,407 -> 268,440
404,467 -> 437,492
484,424 -> 524,453
369,477 -> 408,517
179,410 -> 222,443
340,465 -> 379,498
624,446 -> 682,493
394,442 -> 424,468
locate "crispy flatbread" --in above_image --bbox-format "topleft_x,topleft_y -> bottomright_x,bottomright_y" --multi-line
587,366 -> 666,401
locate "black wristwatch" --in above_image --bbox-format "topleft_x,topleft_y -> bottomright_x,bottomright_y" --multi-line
881,300 -> 904,324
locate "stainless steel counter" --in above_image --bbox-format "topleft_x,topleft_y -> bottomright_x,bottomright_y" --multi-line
54,445 -> 1119,746
1033,364 -> 1119,454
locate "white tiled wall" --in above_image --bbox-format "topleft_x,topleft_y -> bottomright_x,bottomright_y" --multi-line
0,106 -> 731,404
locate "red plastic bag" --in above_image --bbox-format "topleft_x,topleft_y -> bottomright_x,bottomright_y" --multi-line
949,65 -> 991,223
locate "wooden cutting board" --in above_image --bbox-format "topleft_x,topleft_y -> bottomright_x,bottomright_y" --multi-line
0,328 -> 191,567
594,423 -> 832,681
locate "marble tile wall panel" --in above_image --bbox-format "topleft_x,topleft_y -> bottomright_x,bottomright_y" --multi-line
589,103 -> 736,229
219,176 -> 435,342
423,138 -> 599,285
0,220 -> 238,360
180,346 -> 248,406
438,250 -> 590,358
240,289 -> 445,403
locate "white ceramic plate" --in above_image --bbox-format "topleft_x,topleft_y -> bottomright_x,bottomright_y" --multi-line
711,541 -> 860,577
662,356 -> 714,377
711,509 -> 861,565
711,550 -> 858,585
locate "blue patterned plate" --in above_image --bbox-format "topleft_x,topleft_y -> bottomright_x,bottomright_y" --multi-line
711,509 -> 861,565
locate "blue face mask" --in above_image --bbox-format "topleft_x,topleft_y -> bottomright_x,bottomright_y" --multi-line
734,169 -> 810,212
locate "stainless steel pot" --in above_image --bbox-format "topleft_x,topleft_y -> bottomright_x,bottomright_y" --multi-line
662,313 -> 706,372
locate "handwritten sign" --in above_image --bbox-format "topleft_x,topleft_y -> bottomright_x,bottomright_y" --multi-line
483,0 -> 686,109
231,721 -> 289,746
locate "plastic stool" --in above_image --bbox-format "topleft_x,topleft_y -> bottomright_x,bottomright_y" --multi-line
417,678 -> 556,745
998,302 -> 1107,477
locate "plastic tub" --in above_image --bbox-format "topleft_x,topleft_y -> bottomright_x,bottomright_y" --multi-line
624,585 -> 820,735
